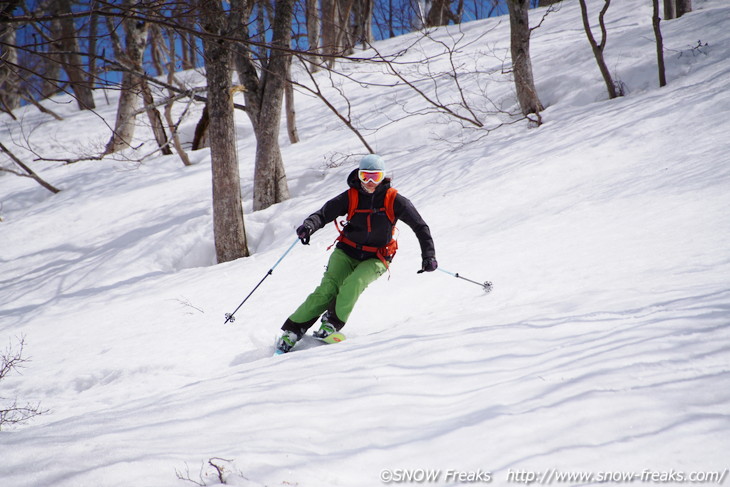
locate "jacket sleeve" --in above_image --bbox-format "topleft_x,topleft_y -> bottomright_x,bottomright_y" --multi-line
302,190 -> 350,233
394,194 -> 436,259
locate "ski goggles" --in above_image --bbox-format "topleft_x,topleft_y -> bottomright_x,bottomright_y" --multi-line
358,169 -> 385,184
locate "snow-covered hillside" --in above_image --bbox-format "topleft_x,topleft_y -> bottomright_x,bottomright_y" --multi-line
1,0 -> 728,485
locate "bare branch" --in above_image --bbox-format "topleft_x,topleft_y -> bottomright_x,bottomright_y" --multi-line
0,141 -> 61,193
0,336 -> 49,431
292,60 -> 375,153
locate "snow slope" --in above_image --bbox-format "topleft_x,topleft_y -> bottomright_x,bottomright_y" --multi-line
1,0 -> 728,485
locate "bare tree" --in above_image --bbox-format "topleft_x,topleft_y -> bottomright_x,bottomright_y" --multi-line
675,0 -> 692,17
104,0 -> 150,154
285,56 -> 300,144
163,36 -> 193,166
0,1 -> 21,113
507,0 -> 544,119
53,0 -> 96,110
353,0 -> 376,45
18,0 -> 62,100
252,0 -> 294,211
197,0 -> 249,263
661,0 -> 692,20
320,0 -> 361,65
305,0 -> 324,70
232,0 -> 293,212
578,0 -> 621,99
140,77 -> 173,155
652,0 -> 667,87
426,0 -> 460,27
147,23 -> 167,76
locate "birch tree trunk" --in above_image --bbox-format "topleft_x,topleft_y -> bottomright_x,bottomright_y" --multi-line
285,56 -> 300,144
334,0 -> 356,55
198,0 -> 249,262
56,0 -> 96,110
87,11 -> 99,86
104,1 -> 148,154
676,0 -> 692,17
252,0 -> 293,211
140,77 -> 172,155
306,0 -> 323,70
0,7 -> 20,112
321,0 -> 338,66
42,10 -> 62,99
426,0 -> 453,27
353,0 -> 375,46
320,0 -> 357,66
507,0 -> 544,117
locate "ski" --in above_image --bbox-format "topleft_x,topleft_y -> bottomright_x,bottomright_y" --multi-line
314,331 -> 346,344
273,331 -> 347,356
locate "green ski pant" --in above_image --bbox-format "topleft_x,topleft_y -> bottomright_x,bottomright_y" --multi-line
289,248 -> 387,327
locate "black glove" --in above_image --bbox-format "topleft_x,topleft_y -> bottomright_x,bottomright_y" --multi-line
418,256 -> 438,273
296,223 -> 313,245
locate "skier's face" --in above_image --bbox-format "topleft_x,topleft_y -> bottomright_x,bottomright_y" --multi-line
361,179 -> 380,193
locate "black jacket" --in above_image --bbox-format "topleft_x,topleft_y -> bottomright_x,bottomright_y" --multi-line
303,169 -> 436,262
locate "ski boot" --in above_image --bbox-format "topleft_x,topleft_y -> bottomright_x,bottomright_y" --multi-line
312,312 -> 337,339
275,330 -> 299,355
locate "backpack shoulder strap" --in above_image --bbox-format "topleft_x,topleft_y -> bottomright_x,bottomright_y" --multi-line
384,188 -> 398,223
346,187 -> 359,221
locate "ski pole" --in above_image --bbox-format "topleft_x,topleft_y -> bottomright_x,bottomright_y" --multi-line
224,237 -> 300,324
437,267 -> 493,293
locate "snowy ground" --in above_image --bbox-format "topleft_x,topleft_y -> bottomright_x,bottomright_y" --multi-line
1,0 -> 729,485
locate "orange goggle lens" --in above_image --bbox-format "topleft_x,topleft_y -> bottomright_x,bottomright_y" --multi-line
358,170 -> 385,184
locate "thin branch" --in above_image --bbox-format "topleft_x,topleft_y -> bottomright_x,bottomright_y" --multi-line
0,142 -> 61,193
0,336 -> 49,431
292,61 -> 375,153
367,37 -> 485,128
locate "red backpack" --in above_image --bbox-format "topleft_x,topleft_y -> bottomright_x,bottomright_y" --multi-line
332,187 -> 399,267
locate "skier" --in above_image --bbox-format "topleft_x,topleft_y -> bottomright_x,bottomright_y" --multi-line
275,154 -> 438,354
